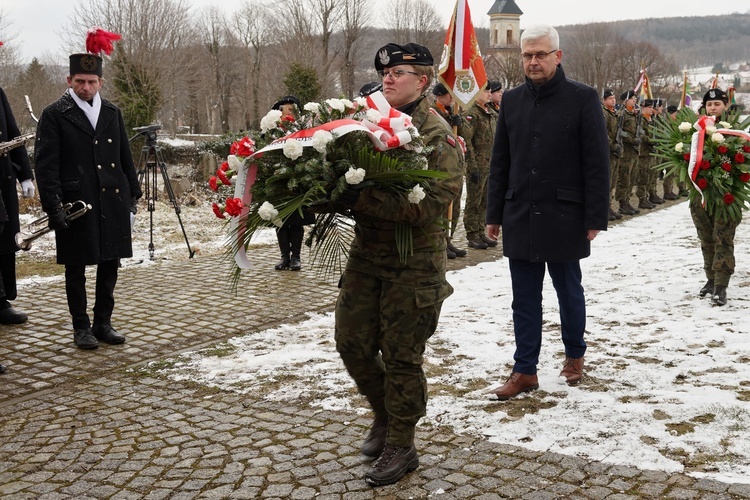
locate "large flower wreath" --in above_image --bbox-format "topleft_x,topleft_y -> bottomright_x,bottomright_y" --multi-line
652,108 -> 750,222
208,92 -> 449,282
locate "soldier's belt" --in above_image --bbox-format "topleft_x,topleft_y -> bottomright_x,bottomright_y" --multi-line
357,227 -> 443,243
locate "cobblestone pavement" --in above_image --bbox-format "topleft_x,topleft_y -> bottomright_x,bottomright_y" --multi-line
2,196 -> 749,499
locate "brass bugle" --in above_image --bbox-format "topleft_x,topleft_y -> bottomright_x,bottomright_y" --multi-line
15,200 -> 92,251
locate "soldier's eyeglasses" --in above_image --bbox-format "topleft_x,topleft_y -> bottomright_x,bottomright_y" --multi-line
377,69 -> 420,80
520,50 -> 557,62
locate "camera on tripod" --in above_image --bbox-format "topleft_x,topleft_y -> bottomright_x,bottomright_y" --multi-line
133,124 -> 162,144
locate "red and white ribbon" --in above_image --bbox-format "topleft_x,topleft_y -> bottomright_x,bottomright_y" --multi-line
688,115 -> 750,207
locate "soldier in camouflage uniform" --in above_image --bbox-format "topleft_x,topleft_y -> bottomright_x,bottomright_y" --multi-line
616,90 -> 641,216
602,88 -> 621,221
334,43 -> 463,487
459,85 -> 497,249
662,104 -> 682,200
691,88 -> 740,306
488,80 -> 503,113
635,99 -> 663,209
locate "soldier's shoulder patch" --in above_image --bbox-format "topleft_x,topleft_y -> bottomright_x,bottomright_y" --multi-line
446,135 -> 456,148
465,115 -> 474,121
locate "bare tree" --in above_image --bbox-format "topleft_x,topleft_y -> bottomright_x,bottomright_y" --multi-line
339,0 -> 371,98
564,23 -> 618,94
0,10 -> 22,85
384,0 -> 443,55
311,0 -> 342,94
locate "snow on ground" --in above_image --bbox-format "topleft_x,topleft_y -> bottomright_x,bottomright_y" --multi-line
148,201 -> 750,485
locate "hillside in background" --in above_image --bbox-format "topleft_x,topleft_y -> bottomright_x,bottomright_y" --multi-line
556,13 -> 750,68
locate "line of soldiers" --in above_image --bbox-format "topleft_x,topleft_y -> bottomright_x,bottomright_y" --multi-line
602,89 -> 688,221
429,80 -> 504,258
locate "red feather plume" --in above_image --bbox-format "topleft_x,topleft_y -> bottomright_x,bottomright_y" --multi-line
86,27 -> 121,56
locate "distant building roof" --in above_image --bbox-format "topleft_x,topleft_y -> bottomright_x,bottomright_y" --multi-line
487,0 -> 523,16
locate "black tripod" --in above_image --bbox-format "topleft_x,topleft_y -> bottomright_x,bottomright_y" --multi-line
131,125 -> 194,260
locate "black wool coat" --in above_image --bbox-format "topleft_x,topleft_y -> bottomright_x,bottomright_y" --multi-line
34,91 -> 142,265
486,65 -> 610,262
0,87 -> 34,253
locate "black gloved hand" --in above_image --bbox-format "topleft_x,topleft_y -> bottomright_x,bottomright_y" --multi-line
48,206 -> 69,231
469,171 -> 480,184
130,197 -> 138,215
337,187 -> 361,207
450,114 -> 462,127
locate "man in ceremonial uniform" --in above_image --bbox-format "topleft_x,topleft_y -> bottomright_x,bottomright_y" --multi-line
334,42 -> 463,486
616,90 -> 640,216
635,99 -> 662,209
35,40 -> 142,350
459,85 -> 497,249
430,82 -> 466,259
602,88 -> 621,221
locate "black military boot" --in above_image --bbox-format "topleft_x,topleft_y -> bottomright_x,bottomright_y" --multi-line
699,279 -> 714,297
712,285 -> 727,306
618,200 -> 635,216
649,194 -> 664,204
274,229 -> 290,270
365,444 -> 419,487
288,227 -> 303,271
625,199 -> 641,214
361,415 -> 388,458
446,239 -> 467,257
638,197 -> 654,209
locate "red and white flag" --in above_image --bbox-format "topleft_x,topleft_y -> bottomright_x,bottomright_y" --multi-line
634,68 -> 652,101
438,0 -> 487,110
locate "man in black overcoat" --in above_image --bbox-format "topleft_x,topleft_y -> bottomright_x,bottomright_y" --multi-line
34,51 -> 141,350
0,86 -> 35,326
486,25 -> 610,399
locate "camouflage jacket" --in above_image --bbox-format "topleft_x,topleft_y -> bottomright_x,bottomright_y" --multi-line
431,102 -> 451,123
458,102 -> 496,173
618,106 -> 639,155
638,114 -> 655,157
602,104 -> 620,155
348,96 -> 464,257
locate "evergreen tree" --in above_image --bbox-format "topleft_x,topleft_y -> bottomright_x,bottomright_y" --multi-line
282,63 -> 322,105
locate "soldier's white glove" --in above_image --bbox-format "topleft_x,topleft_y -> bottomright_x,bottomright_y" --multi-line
21,179 -> 35,198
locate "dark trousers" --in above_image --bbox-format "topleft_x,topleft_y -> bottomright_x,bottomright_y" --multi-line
65,260 -> 119,330
508,258 -> 587,375
0,251 -> 16,302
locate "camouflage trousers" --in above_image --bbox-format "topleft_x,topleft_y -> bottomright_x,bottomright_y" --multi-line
463,169 -> 488,240
635,156 -> 658,199
690,201 -> 741,286
447,175 -> 464,238
335,251 -> 454,447
615,153 -> 638,201
609,153 -> 620,204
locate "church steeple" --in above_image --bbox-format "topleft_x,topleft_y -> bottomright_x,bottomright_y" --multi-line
487,0 -> 523,51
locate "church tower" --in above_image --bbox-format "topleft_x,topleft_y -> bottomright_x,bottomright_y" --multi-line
487,0 -> 523,55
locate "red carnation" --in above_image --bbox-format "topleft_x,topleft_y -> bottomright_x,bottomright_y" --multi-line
216,169 -> 231,186
683,153 -> 691,162
735,153 -> 746,164
717,145 -> 729,154
722,162 -> 732,172
212,202 -> 226,219
697,178 -> 708,189
723,193 -> 735,205
700,160 -> 711,170
220,161 -> 229,172
740,173 -> 750,183
230,136 -> 255,157
743,145 -> 750,153
209,176 -> 219,192
283,115 -> 296,122
225,197 -> 244,217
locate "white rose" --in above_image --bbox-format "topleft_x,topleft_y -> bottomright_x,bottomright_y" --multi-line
345,167 -> 366,185
719,121 -> 731,129
260,109 -> 283,132
228,154 -> 244,171
674,142 -> 684,153
311,130 -> 334,153
325,98 -> 345,112
407,184 -> 426,204
304,102 -> 321,114
282,139 -> 304,160
678,122 -> 692,133
340,99 -> 354,110
354,96 -> 369,108
366,109 -> 383,124
706,125 -> 717,135
258,201 -> 278,221
711,132 -> 725,144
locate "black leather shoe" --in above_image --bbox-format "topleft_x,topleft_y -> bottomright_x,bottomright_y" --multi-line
92,324 -> 126,345
74,328 -> 99,350
0,306 -> 28,324
274,256 -> 290,270
289,257 -> 301,271
699,279 -> 714,297
467,238 -> 488,250
361,415 -> 388,458
0,363 -> 6,374
365,444 -> 419,487
480,234 -> 498,247
712,285 -> 727,306
446,241 -> 467,257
